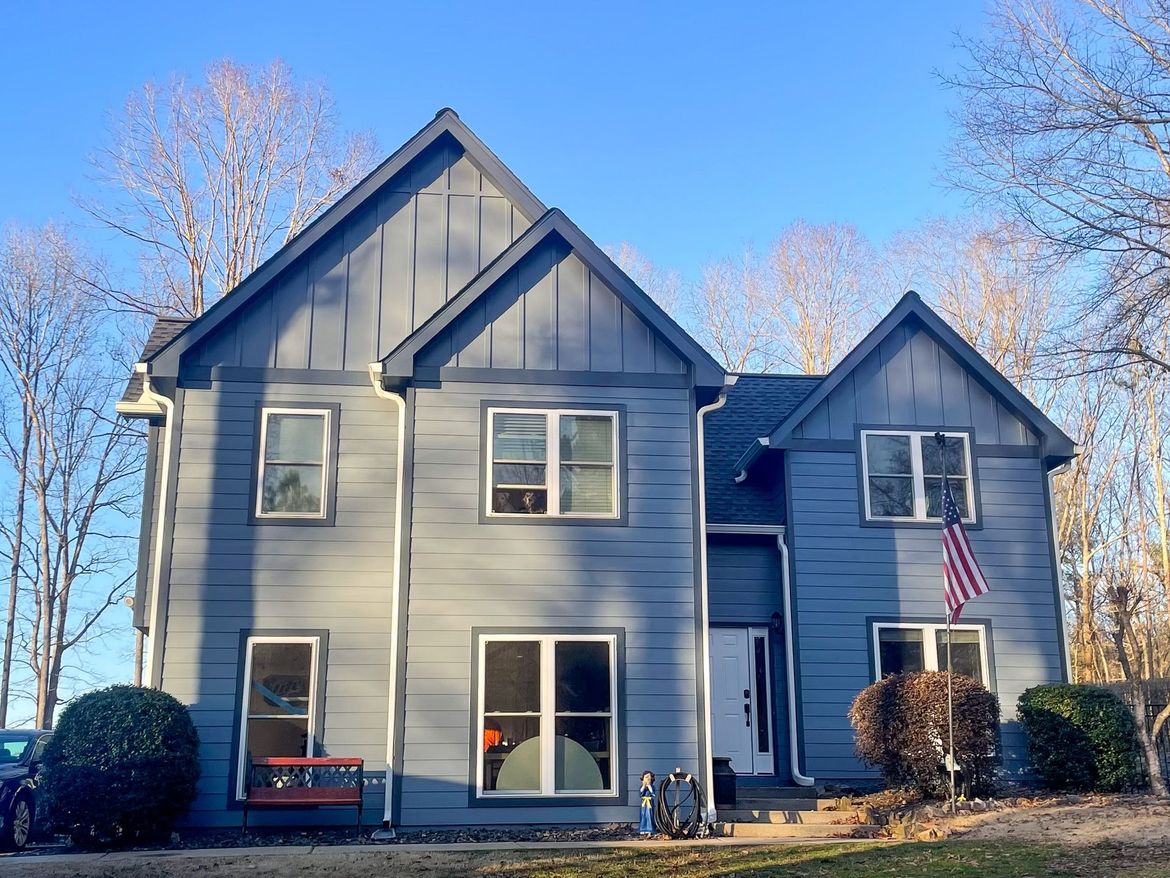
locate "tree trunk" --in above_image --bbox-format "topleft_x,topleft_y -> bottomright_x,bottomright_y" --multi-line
0,400 -> 30,726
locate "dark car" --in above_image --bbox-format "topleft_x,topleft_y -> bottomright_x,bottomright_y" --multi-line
0,730 -> 50,850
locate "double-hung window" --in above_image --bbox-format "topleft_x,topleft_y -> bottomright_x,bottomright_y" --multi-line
487,408 -> 619,518
256,408 -> 331,519
873,622 -> 989,686
861,430 -> 974,522
477,634 -> 618,798
236,636 -> 322,799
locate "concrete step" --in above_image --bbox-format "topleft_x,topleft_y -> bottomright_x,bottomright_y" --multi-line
712,821 -> 882,839
732,797 -> 831,812
719,808 -> 860,825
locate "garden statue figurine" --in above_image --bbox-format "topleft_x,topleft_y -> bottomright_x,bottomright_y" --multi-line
638,770 -> 656,837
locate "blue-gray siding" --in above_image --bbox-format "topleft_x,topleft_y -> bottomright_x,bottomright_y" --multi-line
159,379 -> 398,826
794,325 -> 1038,445
788,450 -> 1063,779
708,535 -> 782,624
191,138 -> 531,371
401,381 -> 700,825
417,240 -> 686,375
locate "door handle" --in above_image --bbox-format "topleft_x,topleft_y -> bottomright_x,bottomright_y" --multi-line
744,702 -> 751,727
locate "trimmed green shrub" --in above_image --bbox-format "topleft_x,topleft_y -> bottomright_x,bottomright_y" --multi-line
1017,683 -> 1143,792
42,685 -> 200,846
849,672 -> 1000,797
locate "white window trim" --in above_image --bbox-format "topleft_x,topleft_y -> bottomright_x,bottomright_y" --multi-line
255,407 -> 331,519
476,633 -> 619,799
485,408 -> 620,519
860,429 -> 976,523
871,621 -> 990,684
235,635 -> 322,801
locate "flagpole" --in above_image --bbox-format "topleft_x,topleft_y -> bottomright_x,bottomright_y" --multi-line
935,431 -> 957,816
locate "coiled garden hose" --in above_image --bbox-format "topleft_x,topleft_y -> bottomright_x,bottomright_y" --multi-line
653,771 -> 707,838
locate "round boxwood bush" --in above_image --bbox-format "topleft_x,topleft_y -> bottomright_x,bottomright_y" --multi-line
42,685 -> 200,846
1017,683 -> 1143,792
849,671 -> 1000,797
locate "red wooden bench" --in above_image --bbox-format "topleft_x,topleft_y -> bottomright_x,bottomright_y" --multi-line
243,756 -> 364,835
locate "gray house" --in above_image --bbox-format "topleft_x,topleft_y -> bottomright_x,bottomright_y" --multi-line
118,110 -> 1076,830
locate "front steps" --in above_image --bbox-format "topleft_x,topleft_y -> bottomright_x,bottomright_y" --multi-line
712,790 -> 881,840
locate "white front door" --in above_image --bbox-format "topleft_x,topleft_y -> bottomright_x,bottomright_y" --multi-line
709,626 -> 775,775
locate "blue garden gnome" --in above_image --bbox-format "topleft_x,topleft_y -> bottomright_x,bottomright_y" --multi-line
638,770 -> 656,837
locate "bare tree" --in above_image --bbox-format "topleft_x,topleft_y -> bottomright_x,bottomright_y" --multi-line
947,0 -> 1170,374
889,217 -> 1064,403
605,242 -> 683,319
691,250 -> 781,372
84,59 -> 378,318
764,221 -> 877,374
0,224 -> 141,727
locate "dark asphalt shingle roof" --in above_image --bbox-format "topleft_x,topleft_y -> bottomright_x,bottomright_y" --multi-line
120,317 -> 191,404
704,373 -> 822,525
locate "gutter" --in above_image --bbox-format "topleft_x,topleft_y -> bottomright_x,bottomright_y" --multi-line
121,363 -> 175,689
367,364 -> 408,835
695,379 -> 736,823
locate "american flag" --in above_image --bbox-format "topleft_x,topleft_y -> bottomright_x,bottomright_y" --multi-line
941,478 -> 989,623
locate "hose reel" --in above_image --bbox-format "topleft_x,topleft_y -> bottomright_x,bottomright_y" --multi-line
653,770 -> 708,839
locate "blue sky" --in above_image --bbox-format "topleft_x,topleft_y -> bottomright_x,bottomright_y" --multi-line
3,1 -> 988,283
0,2 -> 990,716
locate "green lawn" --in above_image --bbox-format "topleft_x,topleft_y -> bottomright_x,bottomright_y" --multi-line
5,841 -> 1163,878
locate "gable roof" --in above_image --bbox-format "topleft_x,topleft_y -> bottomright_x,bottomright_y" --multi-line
705,374 -> 821,525
144,109 -> 546,377
379,208 -> 727,388
762,291 -> 1078,466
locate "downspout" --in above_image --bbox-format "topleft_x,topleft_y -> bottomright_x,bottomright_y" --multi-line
368,364 -> 407,833
1047,459 -> 1074,683
136,363 -> 175,689
696,380 -> 734,822
776,530 -> 815,786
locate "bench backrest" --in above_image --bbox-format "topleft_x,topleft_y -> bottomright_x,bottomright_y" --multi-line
247,757 -> 364,805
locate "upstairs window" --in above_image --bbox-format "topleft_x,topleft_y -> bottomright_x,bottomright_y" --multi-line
861,430 -> 974,523
256,408 -> 331,519
487,408 -> 618,518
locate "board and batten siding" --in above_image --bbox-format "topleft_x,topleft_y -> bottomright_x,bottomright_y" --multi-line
794,324 -> 1038,445
400,381 -> 701,825
159,379 -> 398,826
190,136 -> 531,372
787,449 -> 1064,779
417,240 -> 686,375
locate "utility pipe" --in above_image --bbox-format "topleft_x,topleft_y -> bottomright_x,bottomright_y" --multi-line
368,364 -> 408,833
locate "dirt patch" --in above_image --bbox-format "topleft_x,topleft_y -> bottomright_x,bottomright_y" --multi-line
952,794 -> 1170,846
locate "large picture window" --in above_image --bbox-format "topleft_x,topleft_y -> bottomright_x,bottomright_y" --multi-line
861,430 -> 975,523
873,622 -> 989,686
478,634 -> 618,798
236,636 -> 322,800
256,408 -> 331,519
487,409 -> 619,518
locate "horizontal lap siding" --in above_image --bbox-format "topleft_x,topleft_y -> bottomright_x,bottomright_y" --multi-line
161,380 -> 398,826
401,382 -> 700,825
708,535 -> 782,624
789,450 -> 1063,780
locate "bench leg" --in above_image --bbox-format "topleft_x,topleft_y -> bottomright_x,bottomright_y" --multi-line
242,801 -> 248,836
356,800 -> 363,838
